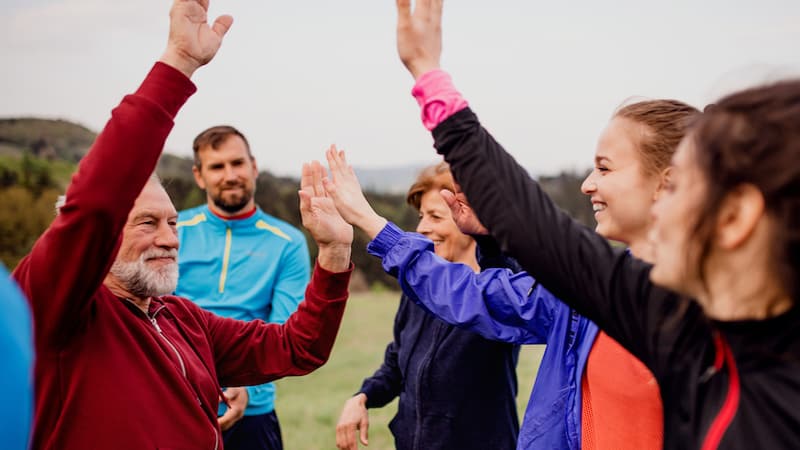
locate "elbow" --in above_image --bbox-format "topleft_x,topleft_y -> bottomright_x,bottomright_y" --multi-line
290,350 -> 330,375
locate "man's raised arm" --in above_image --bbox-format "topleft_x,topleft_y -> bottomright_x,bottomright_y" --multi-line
13,0 -> 232,349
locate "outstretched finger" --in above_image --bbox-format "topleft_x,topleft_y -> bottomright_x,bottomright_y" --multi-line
336,150 -> 358,183
298,190 -> 312,217
212,15 -> 234,38
359,417 -> 369,446
300,163 -> 314,196
187,0 -> 210,12
430,0 -> 444,24
396,0 -> 411,18
311,161 -> 326,197
326,145 -> 342,179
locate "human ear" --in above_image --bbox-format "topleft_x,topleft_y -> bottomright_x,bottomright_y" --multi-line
653,166 -> 672,202
192,165 -> 206,190
714,183 -> 765,250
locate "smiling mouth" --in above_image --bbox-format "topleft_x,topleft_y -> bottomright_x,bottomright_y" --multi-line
147,257 -> 176,263
592,203 -> 607,212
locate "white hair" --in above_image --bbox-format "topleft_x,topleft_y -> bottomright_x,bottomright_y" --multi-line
55,173 -> 162,215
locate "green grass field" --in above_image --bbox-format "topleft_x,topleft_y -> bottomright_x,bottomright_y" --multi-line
275,290 -> 545,449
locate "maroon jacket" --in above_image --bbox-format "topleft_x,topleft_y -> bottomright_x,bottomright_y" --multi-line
13,62 -> 351,450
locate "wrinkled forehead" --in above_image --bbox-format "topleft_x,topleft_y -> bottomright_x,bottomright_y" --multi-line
128,180 -> 177,221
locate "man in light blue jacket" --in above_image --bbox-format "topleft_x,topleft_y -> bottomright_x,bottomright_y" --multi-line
176,125 -> 310,450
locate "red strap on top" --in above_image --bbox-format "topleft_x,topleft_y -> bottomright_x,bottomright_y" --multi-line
700,332 -> 741,450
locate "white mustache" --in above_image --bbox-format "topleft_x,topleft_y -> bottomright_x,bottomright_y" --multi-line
142,248 -> 178,261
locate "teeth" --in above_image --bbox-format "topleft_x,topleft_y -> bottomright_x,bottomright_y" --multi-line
592,204 -> 606,212
432,241 -> 443,246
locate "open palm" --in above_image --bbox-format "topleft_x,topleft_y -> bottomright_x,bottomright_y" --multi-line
299,161 -> 353,247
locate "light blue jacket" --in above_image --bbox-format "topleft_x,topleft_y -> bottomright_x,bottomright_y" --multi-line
176,205 -> 311,416
1,265 -> 33,450
370,222 -> 598,449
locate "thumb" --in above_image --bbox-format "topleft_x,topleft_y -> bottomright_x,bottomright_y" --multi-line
212,15 -> 234,38
298,190 -> 311,211
359,417 -> 369,446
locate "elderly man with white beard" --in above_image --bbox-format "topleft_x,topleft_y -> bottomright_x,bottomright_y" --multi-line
11,1 -> 353,449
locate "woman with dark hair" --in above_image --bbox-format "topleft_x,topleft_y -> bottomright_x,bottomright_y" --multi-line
388,0 -> 800,449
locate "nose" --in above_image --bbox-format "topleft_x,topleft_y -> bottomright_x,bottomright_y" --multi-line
223,164 -> 238,183
155,220 -> 179,250
581,171 -> 597,195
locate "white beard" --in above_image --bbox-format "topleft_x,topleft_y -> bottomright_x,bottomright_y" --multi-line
109,248 -> 178,299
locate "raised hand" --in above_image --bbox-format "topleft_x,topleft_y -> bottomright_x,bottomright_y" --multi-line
299,161 -> 353,272
396,0 -> 442,79
159,0 -> 234,78
322,145 -> 387,239
439,184 -> 489,236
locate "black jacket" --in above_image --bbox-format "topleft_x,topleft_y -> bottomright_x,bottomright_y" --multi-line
433,107 -> 800,450
359,244 -> 520,450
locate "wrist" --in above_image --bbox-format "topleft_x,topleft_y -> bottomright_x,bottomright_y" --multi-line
410,61 -> 441,80
354,212 -> 388,240
159,49 -> 198,79
317,244 -> 352,273
353,393 -> 368,405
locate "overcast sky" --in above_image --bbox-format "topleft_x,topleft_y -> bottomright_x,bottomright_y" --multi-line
2,0 -> 798,177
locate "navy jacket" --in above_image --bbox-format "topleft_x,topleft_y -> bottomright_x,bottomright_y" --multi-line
358,237 -> 520,450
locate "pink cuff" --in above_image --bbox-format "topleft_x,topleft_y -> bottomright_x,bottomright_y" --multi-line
411,69 -> 469,131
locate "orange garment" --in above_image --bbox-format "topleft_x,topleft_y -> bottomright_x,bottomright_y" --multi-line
581,331 -> 663,450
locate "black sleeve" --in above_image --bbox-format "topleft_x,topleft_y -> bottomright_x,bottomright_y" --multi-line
474,234 -> 524,273
358,295 -> 407,408
433,107 -> 711,376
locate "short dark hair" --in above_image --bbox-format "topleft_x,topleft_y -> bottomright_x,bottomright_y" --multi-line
192,125 -> 253,169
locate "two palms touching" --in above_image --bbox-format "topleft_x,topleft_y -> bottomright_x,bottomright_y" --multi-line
315,144 -> 487,239
299,160 -> 353,248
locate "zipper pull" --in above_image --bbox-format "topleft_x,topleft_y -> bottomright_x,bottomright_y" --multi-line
150,316 -> 162,334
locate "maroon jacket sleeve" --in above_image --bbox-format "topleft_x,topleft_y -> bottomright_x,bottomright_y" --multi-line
208,263 -> 352,386
13,63 -> 196,350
